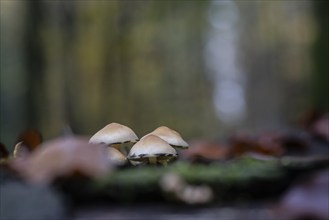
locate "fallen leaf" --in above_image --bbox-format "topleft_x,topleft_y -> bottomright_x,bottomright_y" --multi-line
180,140 -> 228,163
228,132 -> 283,158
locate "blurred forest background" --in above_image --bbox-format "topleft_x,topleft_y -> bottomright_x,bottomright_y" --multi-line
0,0 -> 328,149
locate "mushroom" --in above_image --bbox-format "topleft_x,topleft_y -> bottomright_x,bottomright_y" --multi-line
177,185 -> 213,204
107,147 -> 127,166
142,126 -> 189,149
160,172 -> 213,204
16,137 -> 110,184
13,142 -> 30,158
127,135 -> 178,166
12,129 -> 42,158
89,123 -> 139,153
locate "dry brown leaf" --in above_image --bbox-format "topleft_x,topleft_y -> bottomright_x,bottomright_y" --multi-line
228,132 -> 284,158
181,140 -> 228,163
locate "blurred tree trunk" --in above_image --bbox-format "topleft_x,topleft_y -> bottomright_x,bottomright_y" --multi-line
25,0 -> 45,129
312,1 -> 329,112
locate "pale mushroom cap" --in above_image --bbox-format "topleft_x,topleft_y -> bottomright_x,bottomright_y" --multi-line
128,135 -> 177,162
13,142 -> 30,158
89,123 -> 139,145
107,147 -> 127,166
20,137 -> 110,184
142,126 -> 189,149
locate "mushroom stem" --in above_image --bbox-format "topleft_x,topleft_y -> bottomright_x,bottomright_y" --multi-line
121,144 -> 130,156
159,160 -> 168,167
148,156 -> 157,165
111,143 -> 121,149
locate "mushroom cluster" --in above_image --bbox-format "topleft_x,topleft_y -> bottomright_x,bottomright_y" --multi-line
89,123 -> 189,166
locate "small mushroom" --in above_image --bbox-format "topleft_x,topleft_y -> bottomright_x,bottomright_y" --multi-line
16,137 -> 110,184
13,142 -> 30,158
127,135 -> 177,166
177,185 -> 213,204
160,172 -> 213,204
89,123 -> 139,153
142,126 -> 189,149
107,147 -> 127,166
12,129 -> 42,158
160,172 -> 186,193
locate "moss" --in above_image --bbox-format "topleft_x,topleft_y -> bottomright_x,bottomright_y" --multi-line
92,156 -> 287,202
55,155 -> 327,203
